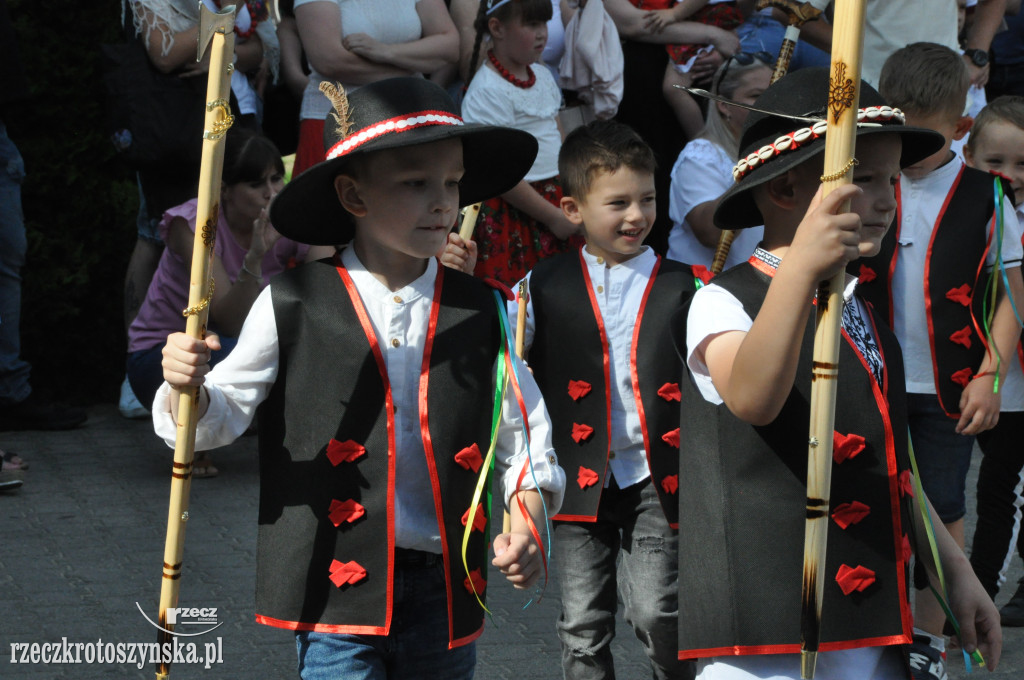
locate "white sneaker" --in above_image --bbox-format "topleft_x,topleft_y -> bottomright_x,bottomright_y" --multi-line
118,377 -> 149,419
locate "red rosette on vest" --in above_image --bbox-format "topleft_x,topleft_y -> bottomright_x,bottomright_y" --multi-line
835,564 -> 876,595
326,439 -> 366,466
831,501 -> 870,529
832,431 -> 866,464
328,499 -> 366,526
657,382 -> 682,402
577,466 -> 599,489
328,559 -> 367,587
454,443 -> 484,473
567,379 -> 592,401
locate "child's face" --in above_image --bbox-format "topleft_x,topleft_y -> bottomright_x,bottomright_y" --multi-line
339,138 -> 463,263
562,166 -> 656,267
850,135 -> 903,257
900,110 -> 964,179
964,120 -> 1024,207
492,15 -> 548,67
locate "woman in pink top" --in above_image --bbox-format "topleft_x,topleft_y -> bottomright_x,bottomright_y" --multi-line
127,130 -> 326,476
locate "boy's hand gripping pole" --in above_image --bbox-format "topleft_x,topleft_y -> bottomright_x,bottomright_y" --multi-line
800,1 -> 865,678
154,5 -> 235,679
710,0 -> 832,275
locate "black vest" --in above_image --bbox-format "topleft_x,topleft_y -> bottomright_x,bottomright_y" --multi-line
677,263 -> 914,658
254,258 -> 498,646
529,250 -> 696,526
855,166 -> 1008,417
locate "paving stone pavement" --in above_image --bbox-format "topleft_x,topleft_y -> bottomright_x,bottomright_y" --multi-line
1,404 -> 1020,679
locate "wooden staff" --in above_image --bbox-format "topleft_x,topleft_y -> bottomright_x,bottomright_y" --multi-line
710,0 -> 832,274
800,0 -> 865,677
459,202 -> 482,242
154,5 -> 236,680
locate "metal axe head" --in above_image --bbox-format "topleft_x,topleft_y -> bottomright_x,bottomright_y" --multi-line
198,3 -> 236,62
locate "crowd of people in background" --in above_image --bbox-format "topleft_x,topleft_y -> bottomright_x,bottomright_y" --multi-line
2,2 -> 1024,680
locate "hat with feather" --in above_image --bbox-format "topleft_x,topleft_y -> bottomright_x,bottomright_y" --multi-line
270,77 -> 538,245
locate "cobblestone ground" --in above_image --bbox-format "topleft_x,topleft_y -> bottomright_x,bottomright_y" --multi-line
0,404 -> 1020,678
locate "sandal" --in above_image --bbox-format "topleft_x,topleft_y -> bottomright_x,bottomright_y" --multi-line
192,454 -> 219,479
2,450 -> 28,471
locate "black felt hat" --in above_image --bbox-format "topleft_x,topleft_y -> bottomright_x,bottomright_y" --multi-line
713,67 -> 945,230
270,77 -> 538,245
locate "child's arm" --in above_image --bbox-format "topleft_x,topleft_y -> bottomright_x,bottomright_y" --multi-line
957,264 -> 1024,434
502,181 -> 579,240
643,0 -> 710,34
492,489 -> 552,590
603,0 -> 740,55
341,0 -> 459,75
911,488 -> 1003,668
704,183 -> 863,425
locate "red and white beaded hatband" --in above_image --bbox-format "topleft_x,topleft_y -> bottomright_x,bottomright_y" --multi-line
325,110 -> 465,160
731,106 -> 906,182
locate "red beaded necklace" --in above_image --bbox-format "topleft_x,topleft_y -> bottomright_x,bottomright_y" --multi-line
487,50 -> 536,89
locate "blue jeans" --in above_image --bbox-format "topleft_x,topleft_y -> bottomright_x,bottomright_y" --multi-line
736,12 -> 832,72
907,392 -> 976,523
0,122 -> 31,404
295,550 -> 476,680
553,478 -> 686,680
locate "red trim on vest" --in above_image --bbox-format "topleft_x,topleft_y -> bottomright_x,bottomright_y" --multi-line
919,165 -> 966,417
844,311 -> 914,641
678,633 -> 913,660
578,249 -> 613,496
255,613 -> 387,636
630,256 -> 662,510
416,265 -> 463,649
335,261 -> 396,637
747,255 -> 776,278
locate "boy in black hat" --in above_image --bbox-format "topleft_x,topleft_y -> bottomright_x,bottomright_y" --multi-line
156,77 -> 566,679
676,67 -> 1001,679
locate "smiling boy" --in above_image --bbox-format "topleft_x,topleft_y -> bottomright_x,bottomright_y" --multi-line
508,120 -> 701,679
155,77 -> 566,680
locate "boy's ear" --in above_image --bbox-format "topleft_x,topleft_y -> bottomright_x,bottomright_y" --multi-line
953,115 -> 973,142
334,175 -> 367,218
762,171 -> 801,209
561,196 -> 585,225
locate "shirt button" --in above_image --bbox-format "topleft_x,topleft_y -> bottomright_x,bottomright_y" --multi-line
548,454 -> 556,465
391,338 -> 400,348
393,295 -> 403,304
596,256 -> 604,265
597,285 -> 604,294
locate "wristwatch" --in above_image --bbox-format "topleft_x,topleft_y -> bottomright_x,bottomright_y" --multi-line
963,48 -> 989,68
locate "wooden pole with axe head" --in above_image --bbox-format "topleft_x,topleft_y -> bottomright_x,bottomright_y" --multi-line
800,0 -> 865,676
154,5 -> 235,679
710,0 -> 832,275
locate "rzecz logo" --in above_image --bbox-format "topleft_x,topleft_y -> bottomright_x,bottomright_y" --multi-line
136,602 -> 224,637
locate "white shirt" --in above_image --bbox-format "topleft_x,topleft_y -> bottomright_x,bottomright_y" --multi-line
862,0 -> 959,87
294,0 -> 425,121
893,155 -> 1023,394
997,206 -> 1024,412
153,248 -> 566,553
667,138 -> 764,270
509,247 -> 657,490
461,63 -> 562,181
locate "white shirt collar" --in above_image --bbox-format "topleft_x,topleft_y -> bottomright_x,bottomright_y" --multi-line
579,244 -> 656,272
340,246 -> 437,304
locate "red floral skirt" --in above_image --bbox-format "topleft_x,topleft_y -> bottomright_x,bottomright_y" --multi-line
666,3 -> 743,66
471,177 -> 584,287
294,118 -> 326,178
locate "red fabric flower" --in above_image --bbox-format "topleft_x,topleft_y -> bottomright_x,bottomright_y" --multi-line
464,568 -> 487,595
454,444 -> 484,473
326,439 -> 366,466
831,501 -> 871,529
577,466 -> 599,489
328,499 -> 366,527
946,284 -> 972,306
328,559 -> 367,588
571,422 -> 594,443
949,326 -> 973,349
899,469 -> 915,498
857,264 -> 877,285
568,379 -> 592,401
832,431 -> 866,465
461,504 -> 488,533
657,382 -> 682,402
661,475 -> 679,495
661,428 -> 680,448
835,564 -> 876,595
951,367 -> 973,388
902,534 -> 912,562
692,264 -> 713,285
